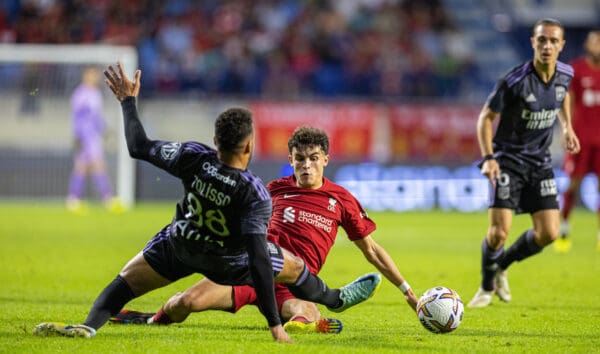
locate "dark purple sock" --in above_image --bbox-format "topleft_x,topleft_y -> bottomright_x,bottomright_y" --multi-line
498,229 -> 542,270
92,173 -> 113,200
481,238 -> 504,291
67,172 -> 85,198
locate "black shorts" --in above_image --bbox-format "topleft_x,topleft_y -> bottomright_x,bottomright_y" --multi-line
142,225 -> 285,285
489,158 -> 559,214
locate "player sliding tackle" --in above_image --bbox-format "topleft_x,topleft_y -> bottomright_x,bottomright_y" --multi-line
33,62 -> 381,342
110,125 -> 419,334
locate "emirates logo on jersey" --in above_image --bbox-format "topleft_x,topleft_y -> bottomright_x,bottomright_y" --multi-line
283,206 -> 295,223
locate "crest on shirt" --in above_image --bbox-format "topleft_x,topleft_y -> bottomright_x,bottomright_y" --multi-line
160,142 -> 181,161
283,206 -> 295,223
327,198 -> 337,212
555,86 -> 566,102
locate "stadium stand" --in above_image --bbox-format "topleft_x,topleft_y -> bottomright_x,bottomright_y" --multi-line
0,0 -> 480,99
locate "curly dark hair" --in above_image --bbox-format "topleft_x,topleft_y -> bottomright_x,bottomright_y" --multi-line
214,108 -> 254,152
287,126 -> 329,154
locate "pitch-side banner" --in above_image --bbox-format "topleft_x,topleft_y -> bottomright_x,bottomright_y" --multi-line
389,105 -> 481,163
250,101 -> 375,159
250,102 -> 480,162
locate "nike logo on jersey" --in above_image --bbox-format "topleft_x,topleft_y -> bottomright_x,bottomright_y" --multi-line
283,194 -> 300,198
525,93 -> 537,102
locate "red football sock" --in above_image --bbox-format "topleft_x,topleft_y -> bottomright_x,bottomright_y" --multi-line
289,316 -> 309,323
561,191 -> 575,220
152,307 -> 174,325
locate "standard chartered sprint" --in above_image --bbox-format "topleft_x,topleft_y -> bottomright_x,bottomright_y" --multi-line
298,210 -> 333,232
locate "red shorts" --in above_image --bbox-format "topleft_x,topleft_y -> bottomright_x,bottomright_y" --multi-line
563,145 -> 600,178
231,283 -> 296,313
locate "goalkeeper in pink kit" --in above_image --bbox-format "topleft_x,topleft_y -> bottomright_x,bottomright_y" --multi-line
66,66 -> 122,213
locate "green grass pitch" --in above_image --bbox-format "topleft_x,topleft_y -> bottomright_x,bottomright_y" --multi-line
1,202 -> 599,353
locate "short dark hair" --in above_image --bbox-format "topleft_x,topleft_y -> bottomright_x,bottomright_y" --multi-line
214,108 -> 253,152
288,126 -> 329,155
532,18 -> 564,36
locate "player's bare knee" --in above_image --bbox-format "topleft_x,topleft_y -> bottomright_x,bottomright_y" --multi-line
301,302 -> 320,321
293,257 -> 306,276
283,253 -> 305,277
539,228 -> 559,246
487,226 -> 508,248
175,291 -> 200,311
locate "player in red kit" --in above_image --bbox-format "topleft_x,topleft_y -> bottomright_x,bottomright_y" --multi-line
110,126 -> 419,333
556,30 -> 600,252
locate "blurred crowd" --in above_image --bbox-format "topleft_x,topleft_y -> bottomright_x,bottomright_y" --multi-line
0,0 -> 478,98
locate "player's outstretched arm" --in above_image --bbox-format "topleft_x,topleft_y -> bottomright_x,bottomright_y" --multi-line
104,62 -> 140,101
103,63 -> 152,159
353,236 -> 418,311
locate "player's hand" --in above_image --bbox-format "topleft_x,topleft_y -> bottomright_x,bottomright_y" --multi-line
104,62 -> 141,101
270,325 -> 292,343
563,129 -> 580,154
480,159 -> 500,187
404,289 -> 418,312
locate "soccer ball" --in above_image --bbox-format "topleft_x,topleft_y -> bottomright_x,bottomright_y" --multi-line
416,286 -> 464,334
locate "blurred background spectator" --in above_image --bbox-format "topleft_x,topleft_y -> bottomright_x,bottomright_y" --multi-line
0,0 -> 598,206
0,0 -> 481,99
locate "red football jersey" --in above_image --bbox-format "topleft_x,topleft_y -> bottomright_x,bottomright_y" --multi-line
570,57 -> 600,146
266,175 -> 376,274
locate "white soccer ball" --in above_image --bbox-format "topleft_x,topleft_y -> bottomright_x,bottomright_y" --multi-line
416,286 -> 464,334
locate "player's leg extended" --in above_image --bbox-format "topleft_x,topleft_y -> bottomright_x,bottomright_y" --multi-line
112,280 -> 248,325
556,175 -> 580,253
66,154 -> 88,213
274,247 -> 341,308
34,252 -> 172,337
499,209 -> 558,272
468,208 -> 511,308
159,279 -> 234,324
86,252 -> 171,329
484,208 -> 512,288
275,246 -> 381,312
559,177 -> 580,233
558,147 -> 588,250
560,150 -> 582,237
